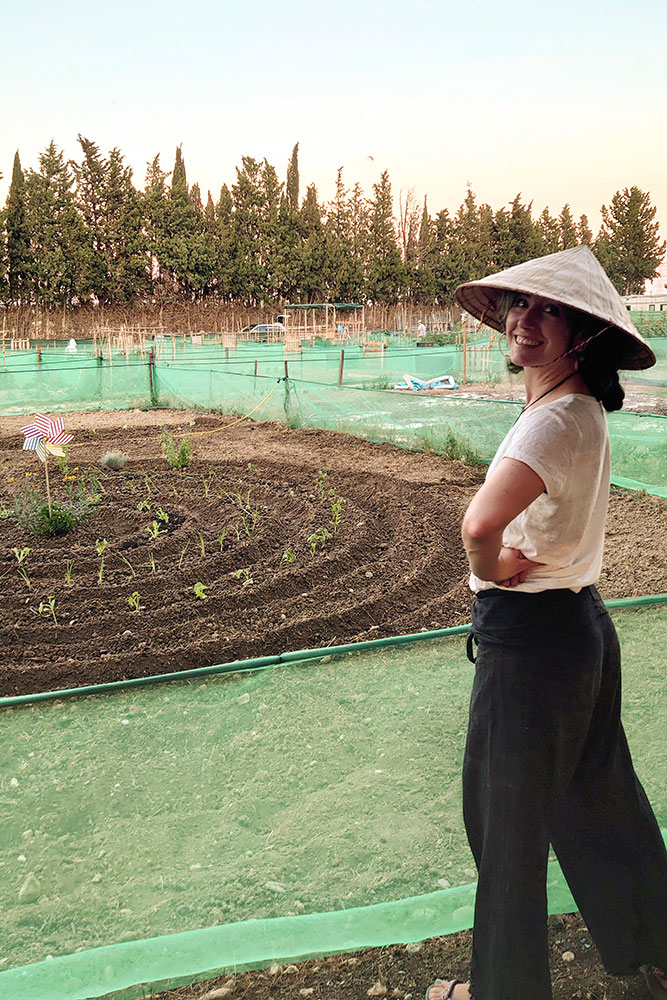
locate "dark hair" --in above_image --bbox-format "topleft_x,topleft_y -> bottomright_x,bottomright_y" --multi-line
497,291 -> 625,412
572,315 -> 625,412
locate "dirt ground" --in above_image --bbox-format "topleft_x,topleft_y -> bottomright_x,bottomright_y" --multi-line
1,408 -> 665,1000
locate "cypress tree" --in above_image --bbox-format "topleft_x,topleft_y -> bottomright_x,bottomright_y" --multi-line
6,151 -> 33,303
25,141 -> 88,306
577,214 -> 593,245
163,146 -> 215,299
366,170 -> 404,303
558,203 -> 578,250
142,154 -> 169,297
413,197 -> 438,304
537,208 -> 560,254
286,142 -> 300,216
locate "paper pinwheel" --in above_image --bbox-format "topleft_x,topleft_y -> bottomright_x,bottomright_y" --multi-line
20,414 -> 73,463
19,414 -> 74,517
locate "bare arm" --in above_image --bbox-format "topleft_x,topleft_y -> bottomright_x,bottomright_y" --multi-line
462,457 -> 545,586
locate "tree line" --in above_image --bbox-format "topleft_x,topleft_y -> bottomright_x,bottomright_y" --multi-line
1,137 -> 664,310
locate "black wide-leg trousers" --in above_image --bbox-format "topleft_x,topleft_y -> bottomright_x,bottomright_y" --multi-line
463,586 -> 667,1000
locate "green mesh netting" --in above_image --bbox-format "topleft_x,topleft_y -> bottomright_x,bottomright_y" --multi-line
0,604 -> 665,1000
1,340 -> 666,495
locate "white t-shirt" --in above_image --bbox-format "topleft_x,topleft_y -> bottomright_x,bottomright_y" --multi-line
470,393 -> 610,594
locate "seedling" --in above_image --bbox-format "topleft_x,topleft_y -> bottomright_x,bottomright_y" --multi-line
12,547 -> 31,588
156,507 -> 169,524
38,595 -> 58,626
143,473 -> 155,495
96,538 -> 108,584
0,503 -> 12,520
146,520 -> 166,540
198,531 -> 205,556
193,581 -> 208,600
221,485 -> 259,535
178,540 -> 190,569
149,553 -> 156,573
137,499 -> 151,512
218,529 -> 227,551
281,549 -> 296,564
202,473 -> 214,498
127,591 -> 143,613
64,560 -> 73,586
328,488 -> 345,533
235,567 -> 253,587
316,470 -> 327,502
117,553 -> 136,577
307,527 -> 332,555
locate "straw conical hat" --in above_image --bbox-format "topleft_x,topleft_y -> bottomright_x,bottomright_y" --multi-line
455,245 -> 655,370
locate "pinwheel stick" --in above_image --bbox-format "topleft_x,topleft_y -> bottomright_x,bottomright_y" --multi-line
43,452 -> 53,518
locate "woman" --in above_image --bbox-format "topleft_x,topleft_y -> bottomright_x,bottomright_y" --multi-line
426,246 -> 667,1000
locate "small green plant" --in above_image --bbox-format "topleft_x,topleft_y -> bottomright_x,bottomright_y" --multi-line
202,473 -> 214,497
117,553 -> 136,577
193,581 -> 208,599
143,473 -> 154,495
12,546 -> 31,588
218,529 -> 227,551
156,507 -> 169,524
0,503 -> 11,520
316,470 -> 327,502
96,538 -> 108,584
307,527 -> 332,555
178,540 -> 190,569
197,531 -> 205,556
101,450 -> 128,471
281,548 -> 296,564
137,498 -> 151,512
149,553 -> 156,573
328,488 -> 345,533
64,560 -> 73,586
127,591 -> 143,613
146,520 -> 166,540
14,484 -> 89,538
38,595 -> 58,626
162,429 -> 193,471
235,567 -> 253,587
221,484 -> 259,535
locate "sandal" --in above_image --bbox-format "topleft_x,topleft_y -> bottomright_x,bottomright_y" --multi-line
424,979 -> 466,1000
640,965 -> 667,1000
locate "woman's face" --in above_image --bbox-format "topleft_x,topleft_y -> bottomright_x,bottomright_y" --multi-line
505,293 -> 574,368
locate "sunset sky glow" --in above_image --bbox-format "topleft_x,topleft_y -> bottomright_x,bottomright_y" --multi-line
2,0 -> 666,238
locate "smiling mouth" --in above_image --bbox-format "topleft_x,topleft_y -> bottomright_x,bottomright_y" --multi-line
515,335 -> 541,346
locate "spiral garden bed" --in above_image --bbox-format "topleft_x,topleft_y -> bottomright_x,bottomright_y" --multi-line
0,410 -> 665,1000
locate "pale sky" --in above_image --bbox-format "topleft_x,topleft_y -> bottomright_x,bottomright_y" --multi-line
1,0 -> 666,240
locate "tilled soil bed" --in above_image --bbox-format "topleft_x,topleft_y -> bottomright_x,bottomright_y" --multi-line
1,409 -> 665,697
1,409 -> 665,1000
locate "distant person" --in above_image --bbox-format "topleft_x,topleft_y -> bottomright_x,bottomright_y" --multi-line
65,338 -> 78,354
425,246 -> 667,1000
417,321 -> 427,339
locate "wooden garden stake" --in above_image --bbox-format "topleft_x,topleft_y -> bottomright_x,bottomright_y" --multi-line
43,450 -> 53,518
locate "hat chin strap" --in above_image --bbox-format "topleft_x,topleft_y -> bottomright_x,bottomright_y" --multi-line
501,324 -> 611,369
